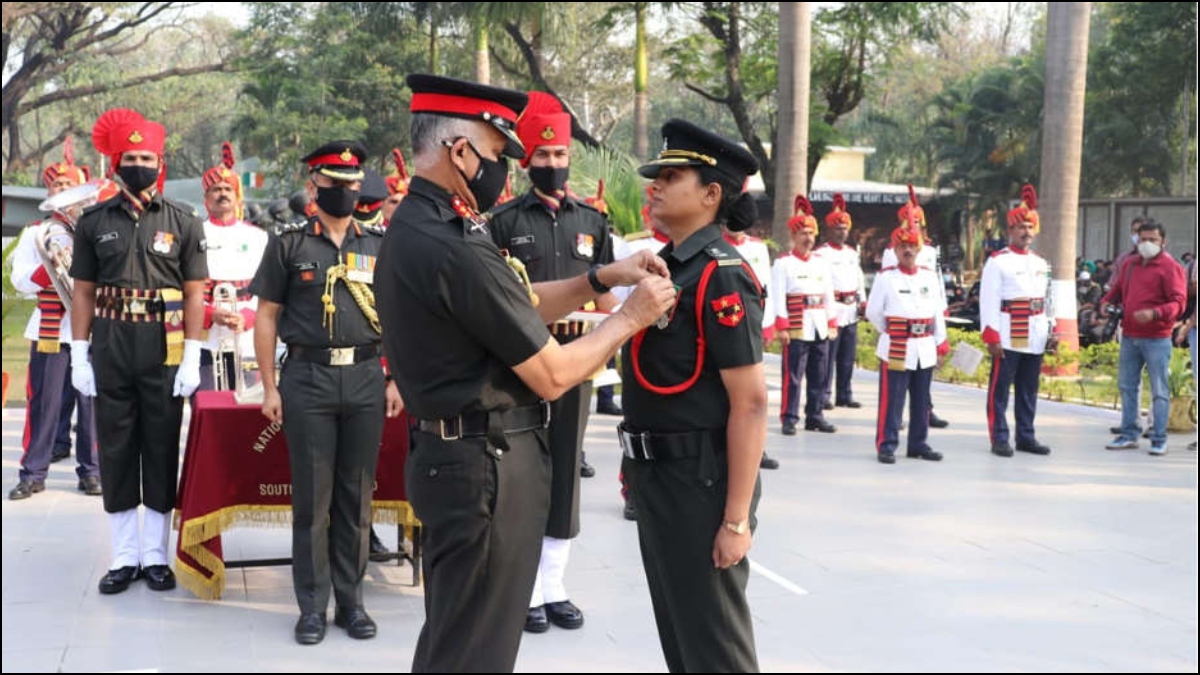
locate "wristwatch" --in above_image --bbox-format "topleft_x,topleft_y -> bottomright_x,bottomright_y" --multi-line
587,265 -> 611,294
723,519 -> 750,535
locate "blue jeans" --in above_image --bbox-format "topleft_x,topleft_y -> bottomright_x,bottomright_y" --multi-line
1118,337 -> 1172,446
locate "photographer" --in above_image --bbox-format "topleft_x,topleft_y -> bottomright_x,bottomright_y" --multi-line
1101,220 -> 1187,456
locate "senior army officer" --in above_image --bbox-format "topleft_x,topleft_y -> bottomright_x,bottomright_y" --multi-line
251,141 -> 403,646
376,73 -> 676,673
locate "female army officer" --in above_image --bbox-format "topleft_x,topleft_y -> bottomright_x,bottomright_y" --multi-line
619,119 -> 766,673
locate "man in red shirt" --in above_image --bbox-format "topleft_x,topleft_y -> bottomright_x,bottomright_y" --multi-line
1101,219 -> 1187,455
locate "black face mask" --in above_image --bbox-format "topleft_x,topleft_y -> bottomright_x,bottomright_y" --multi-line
529,165 -> 569,194
457,141 -> 509,212
315,185 -> 360,218
118,165 -> 159,193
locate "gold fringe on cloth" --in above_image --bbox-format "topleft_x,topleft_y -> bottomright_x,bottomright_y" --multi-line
174,501 -> 421,600
161,288 -> 185,365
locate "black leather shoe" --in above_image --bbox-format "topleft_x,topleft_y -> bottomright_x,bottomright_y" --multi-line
907,448 -> 944,461
878,452 -> 896,464
928,413 -> 950,429
781,423 -> 797,436
294,612 -> 327,645
524,605 -> 550,633
623,500 -> 637,521
822,401 -> 834,411
805,419 -> 837,433
991,441 -> 1014,457
596,402 -> 623,416
334,606 -> 377,639
51,446 -> 71,463
98,566 -> 139,595
759,453 -> 780,470
368,528 -> 392,563
579,460 -> 596,478
143,564 -> 176,591
8,480 -> 45,500
836,400 -> 862,409
544,600 -> 584,629
1016,440 -> 1052,455
78,476 -> 103,495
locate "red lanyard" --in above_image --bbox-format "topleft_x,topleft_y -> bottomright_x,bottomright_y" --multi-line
630,259 -> 760,395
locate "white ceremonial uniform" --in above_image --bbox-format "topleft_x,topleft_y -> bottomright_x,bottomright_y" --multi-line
769,251 -> 837,341
865,265 -> 947,370
814,242 -> 866,328
729,234 -> 774,330
202,218 -> 268,355
612,230 -> 669,303
12,221 -> 74,343
979,247 -> 1054,354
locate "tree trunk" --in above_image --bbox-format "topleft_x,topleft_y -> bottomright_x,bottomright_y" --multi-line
772,2 -> 810,246
429,18 -> 438,74
633,2 -> 649,161
1039,2 -> 1091,365
474,21 -> 490,84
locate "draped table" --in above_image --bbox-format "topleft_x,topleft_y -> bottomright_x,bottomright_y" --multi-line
174,390 -> 419,599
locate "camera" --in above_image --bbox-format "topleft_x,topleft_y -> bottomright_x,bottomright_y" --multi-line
1100,304 -> 1123,343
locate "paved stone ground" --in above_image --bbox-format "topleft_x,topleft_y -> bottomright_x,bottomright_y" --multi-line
3,358 -> 1196,672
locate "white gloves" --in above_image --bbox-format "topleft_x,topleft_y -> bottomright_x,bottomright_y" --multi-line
70,340 -> 97,397
172,339 -> 203,398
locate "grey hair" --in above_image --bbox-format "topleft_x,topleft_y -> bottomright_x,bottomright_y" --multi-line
410,114 -> 481,159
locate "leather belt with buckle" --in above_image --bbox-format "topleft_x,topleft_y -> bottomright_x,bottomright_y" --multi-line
286,344 -> 380,367
617,423 -> 723,462
414,401 -> 552,441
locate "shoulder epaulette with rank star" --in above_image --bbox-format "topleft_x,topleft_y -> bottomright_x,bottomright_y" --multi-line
486,197 -> 522,219
360,223 -> 386,237
161,196 -> 199,218
704,245 -> 729,259
624,230 -> 652,242
273,220 -> 308,236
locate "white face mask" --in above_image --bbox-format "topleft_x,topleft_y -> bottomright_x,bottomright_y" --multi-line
1137,240 -> 1162,259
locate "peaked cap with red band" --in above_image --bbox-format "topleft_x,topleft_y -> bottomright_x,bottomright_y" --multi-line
824,193 -> 852,230
788,195 -> 818,234
42,137 -> 90,188
301,140 -> 367,181
354,168 -> 389,226
407,73 -> 529,160
92,107 -> 167,190
385,148 -> 410,196
1006,183 -> 1040,233
516,90 -> 571,168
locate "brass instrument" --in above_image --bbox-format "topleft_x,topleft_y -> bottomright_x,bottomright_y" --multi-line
211,282 -> 245,396
35,181 -> 105,313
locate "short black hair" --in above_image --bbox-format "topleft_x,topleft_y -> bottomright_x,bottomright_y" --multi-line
1136,218 -> 1166,239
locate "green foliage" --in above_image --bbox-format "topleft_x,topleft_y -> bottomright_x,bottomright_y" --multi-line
1167,347 -> 1196,399
1082,2 -> 1198,196
567,145 -> 646,236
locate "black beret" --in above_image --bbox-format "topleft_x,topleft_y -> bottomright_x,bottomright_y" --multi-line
407,73 -> 529,159
301,140 -> 368,181
638,119 -> 759,185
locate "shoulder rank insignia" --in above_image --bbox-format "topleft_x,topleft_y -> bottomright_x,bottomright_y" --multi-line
710,291 -> 745,327
624,230 -> 652,242
706,246 -> 728,258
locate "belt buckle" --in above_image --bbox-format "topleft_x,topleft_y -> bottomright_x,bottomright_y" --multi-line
439,417 -> 462,441
911,323 -> 928,336
1031,299 -> 1044,312
329,347 -> 354,366
618,427 -> 653,461
127,299 -> 145,314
